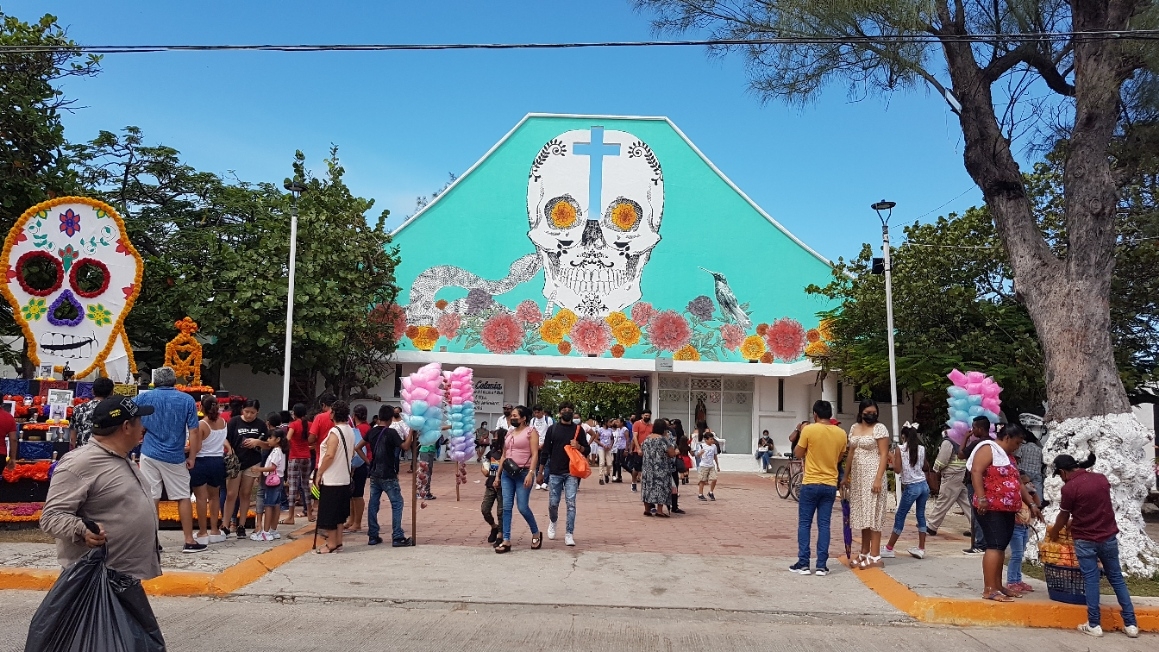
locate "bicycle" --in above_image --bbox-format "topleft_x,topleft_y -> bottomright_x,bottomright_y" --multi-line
774,457 -> 803,501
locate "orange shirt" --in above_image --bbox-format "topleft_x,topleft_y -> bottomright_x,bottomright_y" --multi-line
632,420 -> 652,447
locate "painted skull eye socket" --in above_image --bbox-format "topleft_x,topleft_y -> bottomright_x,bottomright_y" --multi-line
545,196 -> 580,230
604,199 -> 641,232
69,258 -> 110,298
16,251 -> 63,297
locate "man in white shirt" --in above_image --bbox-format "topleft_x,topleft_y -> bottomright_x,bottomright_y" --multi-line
493,404 -> 513,433
530,405 -> 554,490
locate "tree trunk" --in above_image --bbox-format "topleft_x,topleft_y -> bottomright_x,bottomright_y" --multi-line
936,0 -> 1158,573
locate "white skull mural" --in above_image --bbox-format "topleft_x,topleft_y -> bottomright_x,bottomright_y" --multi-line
1,198 -> 142,379
527,127 -> 663,316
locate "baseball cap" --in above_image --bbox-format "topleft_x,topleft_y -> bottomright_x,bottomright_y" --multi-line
92,395 -> 154,429
503,403 -> 513,409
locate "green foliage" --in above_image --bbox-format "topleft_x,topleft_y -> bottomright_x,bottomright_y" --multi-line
535,381 -> 640,420
0,11 -> 99,367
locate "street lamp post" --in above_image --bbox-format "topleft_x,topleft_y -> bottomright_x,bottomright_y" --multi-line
871,200 -> 900,443
282,180 -> 306,409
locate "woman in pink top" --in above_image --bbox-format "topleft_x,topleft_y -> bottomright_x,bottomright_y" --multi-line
495,405 -> 540,553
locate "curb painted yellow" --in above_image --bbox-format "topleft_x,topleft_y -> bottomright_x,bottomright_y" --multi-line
848,557 -> 1159,633
0,525 -> 317,597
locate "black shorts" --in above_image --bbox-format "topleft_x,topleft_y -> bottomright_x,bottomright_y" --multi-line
189,456 -> 225,488
350,465 -> 369,498
977,510 -> 1016,550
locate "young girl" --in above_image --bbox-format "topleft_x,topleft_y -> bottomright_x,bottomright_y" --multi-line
883,423 -> 929,559
192,395 -> 230,544
254,429 -> 288,542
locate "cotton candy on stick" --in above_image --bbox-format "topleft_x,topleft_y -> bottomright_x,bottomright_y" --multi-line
944,368 -> 1003,446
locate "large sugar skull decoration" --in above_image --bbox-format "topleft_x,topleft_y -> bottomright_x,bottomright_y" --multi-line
527,127 -> 664,317
1,198 -> 142,379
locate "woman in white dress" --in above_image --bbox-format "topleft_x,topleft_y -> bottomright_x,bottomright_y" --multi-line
842,399 -> 891,569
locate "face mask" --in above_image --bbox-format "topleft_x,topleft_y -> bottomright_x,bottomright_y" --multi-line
560,411 -> 573,422
509,418 -> 520,427
863,413 -> 879,424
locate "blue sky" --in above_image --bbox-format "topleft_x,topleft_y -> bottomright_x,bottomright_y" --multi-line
10,0 -> 986,263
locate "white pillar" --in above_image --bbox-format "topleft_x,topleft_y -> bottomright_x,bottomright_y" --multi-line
649,372 -> 660,416
821,374 -> 838,407
517,367 -> 528,408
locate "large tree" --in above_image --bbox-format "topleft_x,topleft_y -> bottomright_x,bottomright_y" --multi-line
635,0 -> 1159,572
0,11 -> 99,368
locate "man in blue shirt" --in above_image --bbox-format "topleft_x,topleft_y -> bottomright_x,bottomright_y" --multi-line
135,367 -> 205,553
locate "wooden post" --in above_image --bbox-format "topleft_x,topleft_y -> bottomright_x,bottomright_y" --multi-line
410,444 -> 417,545
455,461 -> 462,501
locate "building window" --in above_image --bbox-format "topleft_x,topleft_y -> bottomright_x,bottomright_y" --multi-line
777,379 -> 784,412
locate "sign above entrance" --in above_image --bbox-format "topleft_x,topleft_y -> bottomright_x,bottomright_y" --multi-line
390,115 -> 835,367
656,357 -> 674,372
473,378 -> 505,412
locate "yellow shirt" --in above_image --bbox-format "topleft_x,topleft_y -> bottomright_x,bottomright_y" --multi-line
797,423 -> 848,487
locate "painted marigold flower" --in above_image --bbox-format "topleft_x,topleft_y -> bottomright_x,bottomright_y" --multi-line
611,320 -> 641,347
610,202 -> 639,231
673,344 -> 700,361
611,344 -> 625,358
515,300 -> 543,325
570,317 -> 612,356
720,323 -> 745,351
806,328 -> 821,343
436,312 -> 461,340
805,340 -> 831,358
539,318 -> 565,345
554,308 -> 578,330
647,310 -> 692,352
410,325 -> 440,351
630,302 -> 656,326
686,295 -> 714,321
818,319 -> 834,342
558,340 -> 572,355
605,311 -> 628,328
760,352 -> 774,364
756,323 -> 769,336
435,299 -> 449,310
481,313 -> 522,354
405,325 -> 419,339
766,317 -> 807,362
741,335 -> 766,361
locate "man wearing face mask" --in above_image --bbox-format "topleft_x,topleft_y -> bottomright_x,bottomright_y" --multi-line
541,402 -> 589,546
530,405 -> 554,490
494,404 -> 513,432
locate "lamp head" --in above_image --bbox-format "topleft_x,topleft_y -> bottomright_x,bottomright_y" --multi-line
283,179 -> 307,198
871,200 -> 896,224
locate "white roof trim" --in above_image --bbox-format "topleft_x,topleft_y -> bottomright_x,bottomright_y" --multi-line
391,349 -> 819,378
390,113 -> 833,267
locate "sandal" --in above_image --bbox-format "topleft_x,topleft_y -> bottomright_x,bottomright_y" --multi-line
531,533 -> 542,549
315,544 -> 340,554
656,510 -> 670,517
866,554 -> 882,568
495,542 -> 511,554
983,590 -> 1014,602
643,510 -> 654,517
856,554 -> 868,570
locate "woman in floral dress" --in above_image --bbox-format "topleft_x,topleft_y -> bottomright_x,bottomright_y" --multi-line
640,418 -> 677,517
843,399 -> 891,569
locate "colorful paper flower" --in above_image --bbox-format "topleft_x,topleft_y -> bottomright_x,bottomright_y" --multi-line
611,344 -> 625,358
805,340 -> 831,358
21,298 -> 46,322
409,325 -> 440,351
720,323 -> 745,350
557,340 -> 572,355
766,317 -> 807,362
436,312 -> 461,340
630,302 -> 656,326
611,319 -> 641,347
539,318 -> 565,345
760,352 -> 774,364
673,344 -> 700,361
58,209 -> 81,237
465,288 -> 492,315
686,295 -> 714,321
741,335 -> 766,361
605,311 -> 628,328
57,245 -> 79,272
570,318 -> 612,356
554,308 -> 578,331
86,303 -> 112,327
515,300 -> 543,325
647,310 -> 692,352
481,313 -> 522,354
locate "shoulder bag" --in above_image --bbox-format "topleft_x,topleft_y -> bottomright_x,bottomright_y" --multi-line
565,424 -> 592,479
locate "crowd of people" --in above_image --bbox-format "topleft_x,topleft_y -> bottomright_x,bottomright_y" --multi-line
791,397 -> 1139,638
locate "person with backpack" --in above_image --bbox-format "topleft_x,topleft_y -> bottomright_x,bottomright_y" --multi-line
541,402 -> 590,546
926,426 -> 979,550
358,405 -> 414,547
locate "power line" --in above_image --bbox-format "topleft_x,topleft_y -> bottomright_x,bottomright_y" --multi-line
3,30 -> 1159,55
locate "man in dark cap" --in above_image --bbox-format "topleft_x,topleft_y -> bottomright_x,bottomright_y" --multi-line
1047,454 -> 1138,639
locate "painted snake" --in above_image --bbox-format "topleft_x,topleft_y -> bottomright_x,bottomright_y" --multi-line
405,253 -> 543,325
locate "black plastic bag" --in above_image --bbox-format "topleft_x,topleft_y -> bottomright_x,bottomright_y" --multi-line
25,545 -> 165,652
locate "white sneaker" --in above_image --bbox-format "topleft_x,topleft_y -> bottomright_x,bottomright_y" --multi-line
1124,625 -> 1139,638
1078,624 -> 1103,638
267,530 -> 281,540
880,548 -> 896,558
249,532 -> 265,541
194,535 -> 209,546
908,547 -> 925,559
547,522 -> 557,540
208,533 -> 227,544
565,533 -> 575,546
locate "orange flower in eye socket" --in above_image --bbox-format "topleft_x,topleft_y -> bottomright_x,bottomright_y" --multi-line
610,202 -> 639,231
550,201 -> 578,229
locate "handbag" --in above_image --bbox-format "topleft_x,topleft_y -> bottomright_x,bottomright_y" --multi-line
502,457 -> 522,477
265,470 -> 281,487
675,455 -> 688,473
224,453 -> 241,479
565,425 -> 592,479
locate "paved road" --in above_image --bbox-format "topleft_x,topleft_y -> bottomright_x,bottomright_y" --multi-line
0,590 -> 1148,651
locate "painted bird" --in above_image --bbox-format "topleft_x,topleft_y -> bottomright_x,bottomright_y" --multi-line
700,267 -> 751,330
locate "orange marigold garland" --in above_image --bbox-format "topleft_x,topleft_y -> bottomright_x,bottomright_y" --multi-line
164,317 -> 203,385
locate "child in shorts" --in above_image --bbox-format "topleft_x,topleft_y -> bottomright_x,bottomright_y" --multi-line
253,428 -> 288,542
480,439 -> 504,546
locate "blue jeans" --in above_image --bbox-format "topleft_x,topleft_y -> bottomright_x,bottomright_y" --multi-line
548,474 -> 580,534
892,481 -> 929,535
757,451 -> 772,470
797,484 -> 837,568
501,468 -> 538,542
965,483 -> 984,548
1075,537 -> 1136,628
367,477 -> 405,542
1007,524 -> 1028,583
